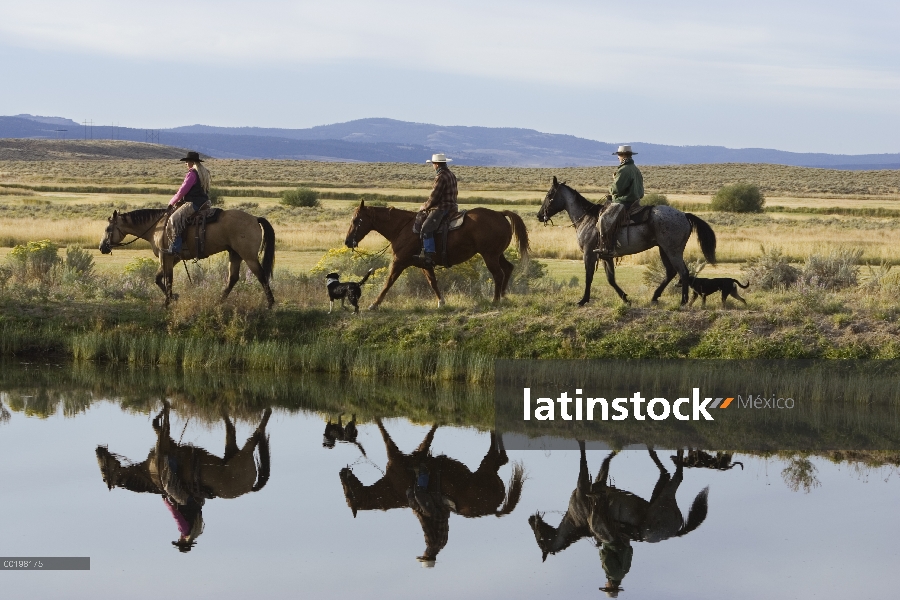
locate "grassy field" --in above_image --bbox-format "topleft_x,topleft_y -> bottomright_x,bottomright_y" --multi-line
2,158 -> 900,373
3,158 -> 900,195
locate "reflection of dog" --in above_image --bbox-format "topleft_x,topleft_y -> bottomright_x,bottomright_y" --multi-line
323,414 -> 366,456
686,276 -> 749,306
326,268 -> 375,313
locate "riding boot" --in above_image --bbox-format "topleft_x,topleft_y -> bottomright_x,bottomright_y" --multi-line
165,235 -> 183,255
423,252 -> 438,267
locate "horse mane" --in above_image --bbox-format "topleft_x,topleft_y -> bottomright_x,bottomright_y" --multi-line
560,183 -> 601,217
122,208 -> 168,224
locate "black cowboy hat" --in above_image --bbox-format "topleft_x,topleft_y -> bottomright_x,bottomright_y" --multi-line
179,151 -> 204,163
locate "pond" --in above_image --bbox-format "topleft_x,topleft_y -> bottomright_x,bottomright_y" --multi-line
1,363 -> 898,599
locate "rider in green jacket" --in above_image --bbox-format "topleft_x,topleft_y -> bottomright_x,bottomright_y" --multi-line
598,145 -> 644,256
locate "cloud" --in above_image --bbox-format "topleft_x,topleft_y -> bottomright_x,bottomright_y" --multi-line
1,0 -> 898,103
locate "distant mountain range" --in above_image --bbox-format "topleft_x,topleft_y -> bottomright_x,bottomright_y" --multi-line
3,115 -> 898,170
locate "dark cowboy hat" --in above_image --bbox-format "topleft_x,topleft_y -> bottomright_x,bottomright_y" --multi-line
179,151 -> 204,163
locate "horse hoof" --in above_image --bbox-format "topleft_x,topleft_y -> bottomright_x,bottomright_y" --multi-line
577,300 -> 589,306
437,299 -> 445,308
367,303 -> 379,311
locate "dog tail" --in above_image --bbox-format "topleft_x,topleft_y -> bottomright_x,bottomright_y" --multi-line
735,280 -> 750,288
358,267 -> 376,285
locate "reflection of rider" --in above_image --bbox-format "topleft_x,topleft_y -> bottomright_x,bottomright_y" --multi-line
415,153 -> 458,267
165,151 -> 211,255
164,495 -> 205,552
598,145 -> 644,256
407,463 -> 450,567
600,540 -> 633,597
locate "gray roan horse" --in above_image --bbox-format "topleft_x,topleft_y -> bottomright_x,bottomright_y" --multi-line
95,401 -> 271,550
339,418 -> 525,564
529,443 -> 709,590
537,177 -> 717,305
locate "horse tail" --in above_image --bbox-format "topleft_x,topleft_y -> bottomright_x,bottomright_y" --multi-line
257,217 -> 276,282
685,213 -> 717,265
495,461 -> 526,517
501,211 -> 530,261
675,486 -> 709,537
251,433 -> 271,492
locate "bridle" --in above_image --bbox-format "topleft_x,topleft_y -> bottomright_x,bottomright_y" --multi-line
106,210 -> 168,249
539,184 -> 562,226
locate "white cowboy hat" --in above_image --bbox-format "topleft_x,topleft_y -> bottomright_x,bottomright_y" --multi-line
426,153 -> 452,163
612,145 -> 637,155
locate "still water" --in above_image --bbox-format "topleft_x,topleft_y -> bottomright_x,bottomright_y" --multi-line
1,364 -> 898,599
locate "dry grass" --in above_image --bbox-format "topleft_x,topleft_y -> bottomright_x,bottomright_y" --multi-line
3,159 -> 900,196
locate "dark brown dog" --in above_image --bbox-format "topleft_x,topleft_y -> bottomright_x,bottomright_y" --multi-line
686,275 -> 749,306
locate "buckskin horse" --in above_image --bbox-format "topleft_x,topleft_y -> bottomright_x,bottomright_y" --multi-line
99,208 -> 276,308
96,402 -> 271,499
344,200 -> 529,308
537,177 -> 717,305
339,418 -> 525,563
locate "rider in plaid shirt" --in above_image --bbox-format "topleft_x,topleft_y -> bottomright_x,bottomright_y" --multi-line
416,154 -> 458,266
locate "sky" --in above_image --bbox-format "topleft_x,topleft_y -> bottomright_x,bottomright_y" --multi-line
1,0 -> 898,154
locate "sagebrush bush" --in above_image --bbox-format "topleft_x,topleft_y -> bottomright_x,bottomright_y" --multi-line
861,261 -> 900,295
65,245 -> 94,277
8,240 -> 60,283
798,248 -> 861,291
710,183 -> 765,213
280,188 -> 320,208
310,247 -> 390,279
742,246 -> 799,290
641,193 -> 669,206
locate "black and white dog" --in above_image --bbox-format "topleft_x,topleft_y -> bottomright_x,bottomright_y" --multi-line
326,268 -> 375,313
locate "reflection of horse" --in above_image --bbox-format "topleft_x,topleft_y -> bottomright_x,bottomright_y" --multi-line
537,177 -> 717,305
344,200 -> 530,307
99,208 -> 276,307
339,419 -> 525,564
95,402 -> 271,550
529,444 -> 709,596
323,414 -> 366,456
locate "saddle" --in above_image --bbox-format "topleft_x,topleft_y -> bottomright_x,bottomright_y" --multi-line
436,210 -> 467,267
187,206 -> 222,259
413,209 -> 468,267
596,201 -> 648,256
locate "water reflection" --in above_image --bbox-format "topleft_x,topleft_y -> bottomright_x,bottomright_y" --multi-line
338,418 -> 525,566
94,401 -> 271,552
529,443 -> 739,597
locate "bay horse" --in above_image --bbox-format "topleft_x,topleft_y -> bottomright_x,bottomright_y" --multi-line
529,444 -> 709,563
339,418 -> 525,563
99,208 -> 276,308
344,200 -> 530,308
95,402 -> 271,550
537,177 -> 717,305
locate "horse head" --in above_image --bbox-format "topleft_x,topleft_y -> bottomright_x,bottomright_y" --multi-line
528,512 -> 560,562
345,200 -> 374,249
537,176 -> 567,223
95,445 -> 121,490
99,210 -> 122,254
